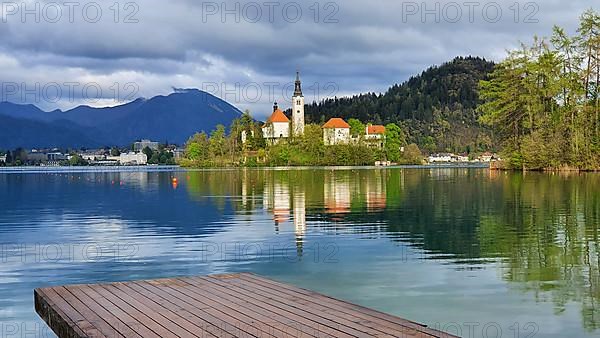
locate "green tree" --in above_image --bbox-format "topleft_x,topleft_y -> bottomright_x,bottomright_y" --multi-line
401,143 -> 423,164
479,9 -> 600,169
142,146 -> 154,160
69,154 -> 88,166
348,118 -> 365,137
110,147 -> 121,156
209,124 -> 227,158
384,123 -> 406,162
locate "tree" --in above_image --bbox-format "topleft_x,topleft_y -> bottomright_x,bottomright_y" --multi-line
142,146 -> 154,160
348,118 -> 365,137
401,144 -> 423,164
184,132 -> 211,166
384,123 -> 406,162
209,124 -> 227,158
479,9 -> 600,169
110,147 -> 121,156
69,154 -> 88,166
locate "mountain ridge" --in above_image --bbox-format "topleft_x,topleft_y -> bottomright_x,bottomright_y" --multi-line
0,89 -> 242,149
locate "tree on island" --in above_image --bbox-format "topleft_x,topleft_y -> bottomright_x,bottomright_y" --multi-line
348,118 -> 365,137
384,123 -> 406,162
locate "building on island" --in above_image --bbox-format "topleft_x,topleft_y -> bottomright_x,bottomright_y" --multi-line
262,103 -> 291,144
292,71 -> 305,136
365,124 -> 386,147
323,118 -> 351,145
262,72 -> 306,143
134,140 -> 159,152
0,155 -> 6,163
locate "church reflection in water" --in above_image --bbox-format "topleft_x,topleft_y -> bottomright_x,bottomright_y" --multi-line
256,169 -> 390,256
184,168 -> 600,331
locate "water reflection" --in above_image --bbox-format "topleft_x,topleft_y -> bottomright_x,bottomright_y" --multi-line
1,168 -> 599,335
184,168 -> 600,332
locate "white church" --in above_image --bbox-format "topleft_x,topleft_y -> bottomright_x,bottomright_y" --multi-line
262,72 -> 305,143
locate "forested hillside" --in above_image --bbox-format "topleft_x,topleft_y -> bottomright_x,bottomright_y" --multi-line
305,56 -> 496,153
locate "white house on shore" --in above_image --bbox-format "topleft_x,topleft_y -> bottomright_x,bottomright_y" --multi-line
323,118 -> 351,145
119,152 -> 147,165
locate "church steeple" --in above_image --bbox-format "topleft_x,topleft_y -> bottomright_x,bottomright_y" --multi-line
294,71 -> 303,97
292,70 -> 305,136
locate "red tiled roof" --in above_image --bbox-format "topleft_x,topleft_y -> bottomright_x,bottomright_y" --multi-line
367,125 -> 386,135
267,109 -> 290,123
323,118 -> 350,129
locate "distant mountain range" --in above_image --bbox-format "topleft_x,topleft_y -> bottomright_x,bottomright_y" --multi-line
0,89 -> 243,149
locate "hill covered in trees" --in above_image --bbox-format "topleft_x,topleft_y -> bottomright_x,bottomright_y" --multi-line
305,56 -> 496,153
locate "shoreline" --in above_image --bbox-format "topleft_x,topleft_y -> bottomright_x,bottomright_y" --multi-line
490,161 -> 600,172
0,163 -> 491,174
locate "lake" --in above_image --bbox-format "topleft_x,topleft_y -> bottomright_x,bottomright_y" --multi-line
1,168 -> 599,337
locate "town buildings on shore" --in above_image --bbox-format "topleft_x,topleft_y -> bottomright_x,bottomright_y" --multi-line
0,141 -> 184,167
427,152 -> 500,163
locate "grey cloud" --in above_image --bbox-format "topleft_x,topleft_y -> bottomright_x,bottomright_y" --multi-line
0,0 -> 593,117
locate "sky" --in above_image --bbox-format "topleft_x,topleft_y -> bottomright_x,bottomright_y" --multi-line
0,0 -> 593,118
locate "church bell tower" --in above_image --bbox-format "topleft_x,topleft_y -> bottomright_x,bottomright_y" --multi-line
292,71 -> 305,136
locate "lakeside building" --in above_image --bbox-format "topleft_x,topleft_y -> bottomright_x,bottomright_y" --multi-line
323,118 -> 351,145
119,152 -> 148,165
428,153 -> 471,163
365,124 -> 386,147
79,152 -> 106,162
134,140 -> 159,152
0,155 -> 6,163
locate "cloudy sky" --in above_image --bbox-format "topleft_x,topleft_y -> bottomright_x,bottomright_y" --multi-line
0,0 -> 593,118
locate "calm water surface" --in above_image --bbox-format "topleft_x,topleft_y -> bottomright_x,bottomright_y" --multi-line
1,168 -> 599,337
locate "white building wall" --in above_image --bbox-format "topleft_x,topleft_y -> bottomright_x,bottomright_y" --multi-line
262,122 -> 290,140
120,153 -> 148,165
324,128 -> 350,145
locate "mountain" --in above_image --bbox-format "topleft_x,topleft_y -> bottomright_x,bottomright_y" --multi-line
305,56 -> 497,153
0,89 -> 242,149
0,115 -> 100,149
0,102 -> 60,122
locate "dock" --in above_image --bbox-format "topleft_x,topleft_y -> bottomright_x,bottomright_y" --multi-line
35,273 -> 455,338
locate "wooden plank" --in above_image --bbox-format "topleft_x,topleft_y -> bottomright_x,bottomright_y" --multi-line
240,273 -> 452,337
158,278 -> 281,338
184,277 -> 359,338
175,277 -> 338,338
35,288 -> 88,338
136,279 -> 266,337
91,283 -> 179,338
200,276 -> 403,338
126,282 -> 235,338
237,274 -> 441,337
75,285 -> 151,338
35,273 -> 455,338
190,276 -> 381,338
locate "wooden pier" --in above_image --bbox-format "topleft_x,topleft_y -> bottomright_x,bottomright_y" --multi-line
35,273 -> 455,338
